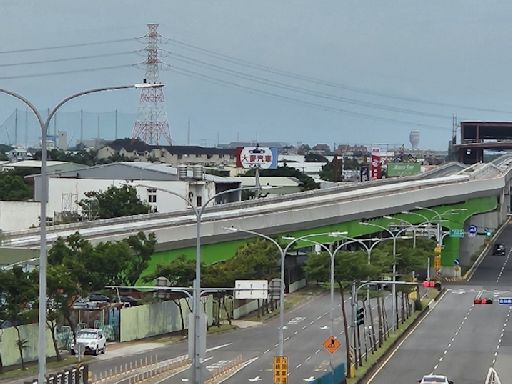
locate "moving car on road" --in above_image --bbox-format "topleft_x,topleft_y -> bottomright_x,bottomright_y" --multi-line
418,375 -> 454,384
493,243 -> 506,256
71,328 -> 106,356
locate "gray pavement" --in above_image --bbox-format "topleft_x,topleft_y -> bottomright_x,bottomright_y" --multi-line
368,223 -> 512,384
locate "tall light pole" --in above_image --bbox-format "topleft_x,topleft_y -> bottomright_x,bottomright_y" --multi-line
134,185 -> 255,384
384,216 -> 417,248
408,207 -> 467,275
359,222 -> 412,332
0,83 -> 163,384
224,228 -> 343,358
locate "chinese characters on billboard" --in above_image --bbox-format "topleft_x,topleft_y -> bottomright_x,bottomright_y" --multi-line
236,147 -> 278,169
371,147 -> 382,180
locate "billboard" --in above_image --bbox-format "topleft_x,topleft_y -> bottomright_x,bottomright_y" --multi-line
236,147 -> 278,169
370,148 -> 382,180
387,163 -> 421,177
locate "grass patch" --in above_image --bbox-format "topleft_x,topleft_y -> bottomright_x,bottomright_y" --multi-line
0,355 -> 93,382
208,324 -> 238,334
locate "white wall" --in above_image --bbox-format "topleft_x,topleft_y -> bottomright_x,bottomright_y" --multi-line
46,178 -> 213,218
0,201 -> 40,232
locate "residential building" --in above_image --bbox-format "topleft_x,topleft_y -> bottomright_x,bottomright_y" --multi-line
97,139 -> 237,166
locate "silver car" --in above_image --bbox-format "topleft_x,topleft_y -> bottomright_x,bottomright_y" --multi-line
418,375 -> 454,384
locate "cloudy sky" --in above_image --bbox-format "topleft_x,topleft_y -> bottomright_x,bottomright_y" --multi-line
1,1 -> 512,150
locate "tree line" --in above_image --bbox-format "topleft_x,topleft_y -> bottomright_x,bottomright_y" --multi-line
0,228 -> 435,375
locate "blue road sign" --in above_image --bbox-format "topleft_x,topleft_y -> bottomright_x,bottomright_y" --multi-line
468,225 -> 477,237
499,297 -> 512,305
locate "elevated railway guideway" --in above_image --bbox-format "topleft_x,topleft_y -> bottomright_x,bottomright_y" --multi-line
1,159 -> 512,252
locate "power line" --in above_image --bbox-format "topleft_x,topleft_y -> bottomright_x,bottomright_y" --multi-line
167,37 -> 512,115
0,38 -> 136,55
168,51 -> 449,120
0,51 -> 137,68
170,65 -> 449,131
0,64 -> 136,80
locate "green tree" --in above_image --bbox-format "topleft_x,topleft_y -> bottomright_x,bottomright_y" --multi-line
0,267 -> 37,370
78,185 -> 150,219
147,255 -> 196,332
0,172 -> 32,200
304,153 -> 328,162
242,165 -> 318,191
124,232 -> 157,286
47,264 -> 80,359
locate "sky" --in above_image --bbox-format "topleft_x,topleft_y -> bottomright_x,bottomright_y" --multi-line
1,1 -> 512,150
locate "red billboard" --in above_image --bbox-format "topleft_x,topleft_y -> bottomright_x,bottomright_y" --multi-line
371,148 -> 382,180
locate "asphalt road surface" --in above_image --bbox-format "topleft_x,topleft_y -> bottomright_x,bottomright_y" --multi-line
368,223 -> 512,384
83,287 -> 398,384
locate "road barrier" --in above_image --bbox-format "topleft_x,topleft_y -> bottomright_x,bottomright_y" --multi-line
90,355 -> 190,384
204,355 -> 245,384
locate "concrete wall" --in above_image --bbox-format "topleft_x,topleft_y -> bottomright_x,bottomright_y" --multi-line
119,297 -> 213,342
289,279 -> 307,293
0,201 -> 40,232
0,323 -> 56,367
459,211 -> 500,266
233,300 -> 259,319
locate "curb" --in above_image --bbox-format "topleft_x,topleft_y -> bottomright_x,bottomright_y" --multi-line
354,289 -> 444,384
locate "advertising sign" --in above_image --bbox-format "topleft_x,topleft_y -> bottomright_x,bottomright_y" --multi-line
236,147 -> 278,169
387,163 -> 421,177
370,148 -> 382,180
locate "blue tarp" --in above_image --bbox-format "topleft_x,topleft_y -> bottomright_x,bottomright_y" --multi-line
313,363 -> 346,384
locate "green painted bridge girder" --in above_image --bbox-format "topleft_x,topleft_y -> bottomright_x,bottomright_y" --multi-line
141,196 -> 498,281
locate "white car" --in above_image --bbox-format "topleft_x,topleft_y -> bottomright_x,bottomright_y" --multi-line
418,375 -> 454,384
71,329 -> 106,356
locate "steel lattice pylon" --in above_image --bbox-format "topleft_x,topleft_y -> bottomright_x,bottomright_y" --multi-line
132,23 -> 172,145
485,367 -> 502,384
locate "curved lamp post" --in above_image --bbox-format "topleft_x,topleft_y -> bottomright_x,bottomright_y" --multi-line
133,184 -> 257,384
224,228 -> 348,358
359,222 -> 412,332
0,83 -> 163,384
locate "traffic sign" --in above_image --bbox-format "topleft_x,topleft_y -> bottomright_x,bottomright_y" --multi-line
449,228 -> 465,238
454,258 -> 460,266
468,225 -> 478,237
499,297 -> 512,305
323,336 -> 341,354
273,356 -> 288,384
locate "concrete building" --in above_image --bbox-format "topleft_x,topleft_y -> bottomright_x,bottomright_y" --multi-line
28,162 -> 242,226
97,139 -> 237,166
0,160 -> 83,174
235,176 -> 302,195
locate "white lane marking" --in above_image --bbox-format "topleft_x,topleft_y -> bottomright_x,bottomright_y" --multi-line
492,306 -> 512,366
206,343 -> 231,352
366,290 -> 448,383
432,302 -> 475,373
496,248 -> 512,284
304,376 -> 315,382
248,376 -> 262,382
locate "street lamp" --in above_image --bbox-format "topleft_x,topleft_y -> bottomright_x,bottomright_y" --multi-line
383,215 -> 417,248
133,184 -> 256,384
0,83 -> 163,384
359,222 -> 412,332
224,228 -> 344,359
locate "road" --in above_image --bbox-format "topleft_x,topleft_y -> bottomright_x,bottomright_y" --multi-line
367,223 -> 512,384
82,287 -> 398,384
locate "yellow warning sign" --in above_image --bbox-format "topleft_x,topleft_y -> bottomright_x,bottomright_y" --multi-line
273,356 -> 288,384
323,335 -> 341,354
